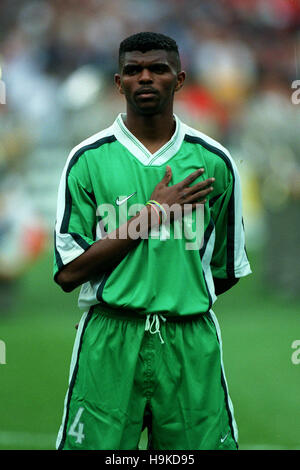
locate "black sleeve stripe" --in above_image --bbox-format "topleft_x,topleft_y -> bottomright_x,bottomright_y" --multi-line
54,231 -> 91,282
199,217 -> 215,308
68,232 -> 92,251
199,217 -> 215,259
60,135 -> 116,234
209,192 -> 222,207
184,134 -> 235,278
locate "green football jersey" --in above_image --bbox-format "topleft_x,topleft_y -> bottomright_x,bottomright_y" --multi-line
54,114 -> 251,317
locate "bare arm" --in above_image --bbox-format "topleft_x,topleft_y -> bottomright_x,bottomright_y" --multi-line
56,204 -> 153,292
56,166 -> 215,292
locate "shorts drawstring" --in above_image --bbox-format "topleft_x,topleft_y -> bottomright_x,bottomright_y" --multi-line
145,314 -> 166,344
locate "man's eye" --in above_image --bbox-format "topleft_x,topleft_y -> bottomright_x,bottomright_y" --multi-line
124,67 -> 139,75
151,65 -> 168,74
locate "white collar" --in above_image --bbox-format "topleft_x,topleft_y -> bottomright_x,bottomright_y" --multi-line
112,113 -> 186,166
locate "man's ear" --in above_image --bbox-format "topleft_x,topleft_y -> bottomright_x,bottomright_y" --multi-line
174,71 -> 186,93
114,74 -> 124,95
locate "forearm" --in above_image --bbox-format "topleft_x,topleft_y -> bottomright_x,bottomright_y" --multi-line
56,205 -> 155,292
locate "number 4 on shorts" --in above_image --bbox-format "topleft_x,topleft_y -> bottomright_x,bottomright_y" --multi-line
68,407 -> 85,444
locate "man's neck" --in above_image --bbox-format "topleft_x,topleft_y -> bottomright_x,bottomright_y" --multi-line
123,110 -> 176,154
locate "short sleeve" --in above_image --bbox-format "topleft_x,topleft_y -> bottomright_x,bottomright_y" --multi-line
53,160 -> 96,282
210,160 -> 251,280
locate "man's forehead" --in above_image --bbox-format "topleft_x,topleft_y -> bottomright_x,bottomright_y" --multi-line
123,49 -> 174,65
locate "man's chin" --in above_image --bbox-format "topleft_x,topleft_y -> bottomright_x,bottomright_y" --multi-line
134,103 -> 162,116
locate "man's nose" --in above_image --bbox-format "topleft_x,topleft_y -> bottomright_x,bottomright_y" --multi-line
138,68 -> 153,83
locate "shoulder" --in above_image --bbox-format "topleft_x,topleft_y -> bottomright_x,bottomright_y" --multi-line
61,125 -> 117,184
67,125 -> 116,168
182,122 -> 238,175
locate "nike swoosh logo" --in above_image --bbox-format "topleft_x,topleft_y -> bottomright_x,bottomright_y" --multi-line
220,432 -> 229,443
115,192 -> 137,206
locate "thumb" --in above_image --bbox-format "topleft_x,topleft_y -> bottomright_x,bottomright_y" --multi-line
162,165 -> 172,185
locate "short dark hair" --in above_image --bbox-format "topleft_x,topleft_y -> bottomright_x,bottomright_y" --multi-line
119,32 -> 181,71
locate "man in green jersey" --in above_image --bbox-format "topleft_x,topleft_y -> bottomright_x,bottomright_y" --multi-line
54,32 -> 251,450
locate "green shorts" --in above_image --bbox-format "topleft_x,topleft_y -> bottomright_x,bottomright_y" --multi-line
56,305 -> 238,450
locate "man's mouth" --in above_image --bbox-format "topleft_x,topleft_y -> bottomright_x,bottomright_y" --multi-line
135,88 -> 158,98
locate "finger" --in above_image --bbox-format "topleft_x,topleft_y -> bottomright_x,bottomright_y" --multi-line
161,165 -> 172,185
184,177 -> 215,196
180,168 -> 205,187
185,185 -> 214,204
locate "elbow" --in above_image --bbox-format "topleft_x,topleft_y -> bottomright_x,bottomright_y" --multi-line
60,282 -> 75,293
55,270 -> 77,293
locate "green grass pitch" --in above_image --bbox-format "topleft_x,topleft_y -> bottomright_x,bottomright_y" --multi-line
0,248 -> 299,450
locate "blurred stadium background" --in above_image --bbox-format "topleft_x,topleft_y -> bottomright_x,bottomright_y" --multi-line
0,0 -> 300,450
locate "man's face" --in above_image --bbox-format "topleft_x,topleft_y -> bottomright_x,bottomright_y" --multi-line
115,49 -> 185,115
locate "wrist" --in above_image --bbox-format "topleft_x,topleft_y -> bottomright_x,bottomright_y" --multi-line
146,200 -> 167,226
145,203 -> 161,228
